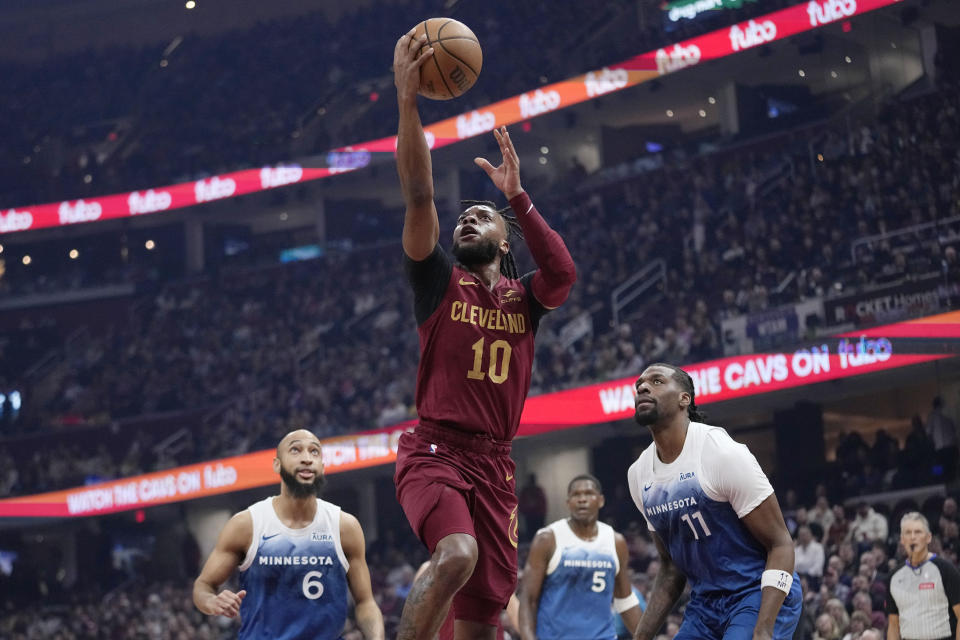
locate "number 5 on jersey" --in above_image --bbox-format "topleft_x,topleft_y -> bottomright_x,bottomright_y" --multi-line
467,338 -> 512,383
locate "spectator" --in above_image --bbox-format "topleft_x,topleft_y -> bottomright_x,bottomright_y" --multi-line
850,503 -> 888,548
796,525 -> 826,582
927,396 -> 959,480
519,474 -> 548,539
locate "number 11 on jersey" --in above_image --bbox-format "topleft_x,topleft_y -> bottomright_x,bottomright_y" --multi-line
681,510 -> 712,540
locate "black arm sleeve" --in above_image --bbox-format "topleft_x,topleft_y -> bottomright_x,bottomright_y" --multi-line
935,556 -> 960,607
885,571 -> 899,614
405,244 -> 453,325
520,271 -> 549,333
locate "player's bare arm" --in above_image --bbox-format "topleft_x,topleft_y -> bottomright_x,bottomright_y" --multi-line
518,527 -> 556,640
193,510 -> 252,617
394,29 -> 439,261
614,532 -> 642,635
633,533 -> 686,640
341,511 -> 385,640
740,495 -> 795,640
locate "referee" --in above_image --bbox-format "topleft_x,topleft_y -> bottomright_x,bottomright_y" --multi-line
886,512 -> 960,640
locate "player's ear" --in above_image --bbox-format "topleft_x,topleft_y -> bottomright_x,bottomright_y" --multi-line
500,239 -> 510,255
273,457 -> 281,474
678,392 -> 691,409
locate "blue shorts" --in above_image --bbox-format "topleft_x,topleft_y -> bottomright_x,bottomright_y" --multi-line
675,580 -> 802,640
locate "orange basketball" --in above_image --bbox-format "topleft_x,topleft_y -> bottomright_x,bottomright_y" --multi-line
410,18 -> 482,101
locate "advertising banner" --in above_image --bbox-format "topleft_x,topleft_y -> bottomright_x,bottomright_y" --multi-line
1,307 -> 954,519
0,0 -> 903,235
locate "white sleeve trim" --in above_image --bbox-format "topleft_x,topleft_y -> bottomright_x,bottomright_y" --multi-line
700,428 -> 773,519
238,506 -> 261,572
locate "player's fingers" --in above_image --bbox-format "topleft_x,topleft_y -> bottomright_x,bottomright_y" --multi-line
237,590 -> 247,600
408,32 -> 425,52
415,46 -> 435,66
474,157 -> 496,176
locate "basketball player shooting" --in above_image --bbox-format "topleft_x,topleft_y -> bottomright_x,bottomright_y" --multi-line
392,29 -> 577,640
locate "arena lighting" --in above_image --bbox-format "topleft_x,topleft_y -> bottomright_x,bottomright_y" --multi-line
144,239 -> 155,250
21,255 -> 31,265
798,69 -> 806,77
708,96 -> 716,104
279,212 -> 288,221
185,0 -> 196,9
0,244 -> 4,254
845,55 -> 853,63
69,249 -> 79,259
666,109 -> 675,117
0,0 -> 907,235
2,309 -> 957,519
540,146 -> 549,154
698,109 -> 707,117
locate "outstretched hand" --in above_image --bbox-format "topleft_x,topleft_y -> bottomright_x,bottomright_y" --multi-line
393,29 -> 433,103
474,126 -> 524,199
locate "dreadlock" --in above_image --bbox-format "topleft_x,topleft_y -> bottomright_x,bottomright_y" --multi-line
460,199 -> 525,279
647,362 -> 708,422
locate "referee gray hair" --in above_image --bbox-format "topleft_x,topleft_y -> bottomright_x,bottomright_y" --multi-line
900,511 -> 930,533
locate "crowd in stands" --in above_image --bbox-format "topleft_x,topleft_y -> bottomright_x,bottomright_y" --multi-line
1,76 -> 959,498
0,0 -> 806,208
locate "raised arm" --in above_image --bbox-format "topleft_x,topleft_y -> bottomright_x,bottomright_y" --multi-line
614,533 -> 642,636
341,512 -> 385,640
518,527 -> 555,640
476,127 -> 576,308
633,533 -> 686,640
394,29 -> 439,261
193,511 -> 252,617
741,495 -> 795,640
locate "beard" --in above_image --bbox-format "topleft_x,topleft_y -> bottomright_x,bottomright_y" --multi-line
634,404 -> 661,426
280,466 -> 326,498
452,237 -> 499,267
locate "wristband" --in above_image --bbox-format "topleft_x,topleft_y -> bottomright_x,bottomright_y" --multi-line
761,569 -> 793,594
613,592 -> 640,613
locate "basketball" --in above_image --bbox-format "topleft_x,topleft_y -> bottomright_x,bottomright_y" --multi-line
410,18 -> 482,101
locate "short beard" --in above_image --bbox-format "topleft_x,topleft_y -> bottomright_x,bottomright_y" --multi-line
452,238 -> 499,268
634,407 -> 661,426
280,467 -> 325,498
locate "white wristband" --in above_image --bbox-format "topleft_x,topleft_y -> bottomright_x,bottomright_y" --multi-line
761,569 -> 793,594
613,592 -> 640,613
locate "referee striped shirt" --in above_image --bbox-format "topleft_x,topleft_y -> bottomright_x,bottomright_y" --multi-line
886,554 -> 960,640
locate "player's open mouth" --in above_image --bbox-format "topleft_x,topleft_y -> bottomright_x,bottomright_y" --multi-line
297,470 -> 315,479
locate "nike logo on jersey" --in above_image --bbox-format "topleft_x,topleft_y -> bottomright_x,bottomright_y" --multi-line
262,533 -> 280,542
643,483 -> 653,491
459,278 -> 478,286
505,474 -> 514,482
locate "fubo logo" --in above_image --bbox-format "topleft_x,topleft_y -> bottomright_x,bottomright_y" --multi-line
0,209 -> 33,233
585,67 -> 629,97
128,189 -> 172,215
518,89 -> 561,119
456,110 -> 496,139
194,177 -> 237,202
655,43 -> 702,75
807,0 -> 856,26
260,165 -> 303,189
58,199 -> 102,225
729,19 -> 777,51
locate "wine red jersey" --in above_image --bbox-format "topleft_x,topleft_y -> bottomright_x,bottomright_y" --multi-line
406,246 -> 547,441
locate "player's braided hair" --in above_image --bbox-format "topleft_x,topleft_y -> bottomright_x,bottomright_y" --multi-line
648,362 -> 707,422
460,199 -> 524,279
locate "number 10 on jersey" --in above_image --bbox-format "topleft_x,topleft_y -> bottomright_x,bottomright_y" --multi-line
467,338 -> 512,383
